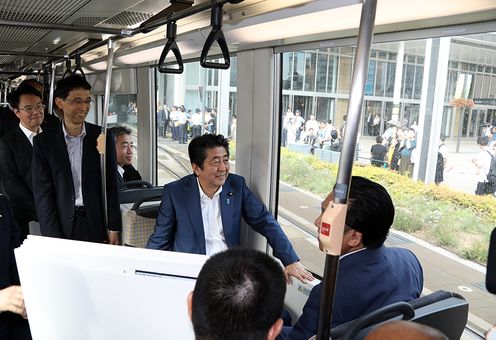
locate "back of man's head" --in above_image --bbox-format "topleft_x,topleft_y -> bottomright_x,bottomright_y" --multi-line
189,248 -> 286,340
365,320 -> 448,340
347,176 -> 394,248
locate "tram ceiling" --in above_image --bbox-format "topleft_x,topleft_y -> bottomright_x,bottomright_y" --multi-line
0,0 -> 495,81
0,0 -> 312,81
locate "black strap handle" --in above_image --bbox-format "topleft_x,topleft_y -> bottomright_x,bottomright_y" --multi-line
62,59 -> 73,78
200,3 -> 230,70
72,55 -> 86,78
158,21 -> 184,74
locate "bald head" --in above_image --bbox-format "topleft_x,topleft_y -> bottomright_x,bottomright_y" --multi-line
365,321 -> 448,340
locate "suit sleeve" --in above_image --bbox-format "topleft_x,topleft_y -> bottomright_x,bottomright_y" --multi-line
105,131 -> 122,232
146,186 -> 176,250
0,139 -> 36,220
0,196 -> 23,286
285,283 -> 321,340
240,179 -> 299,266
31,136 -> 64,238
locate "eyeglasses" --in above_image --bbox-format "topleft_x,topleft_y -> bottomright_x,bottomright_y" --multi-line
63,98 -> 95,106
18,104 -> 45,114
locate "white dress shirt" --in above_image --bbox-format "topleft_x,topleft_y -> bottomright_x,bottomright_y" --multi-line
19,122 -> 41,146
197,179 -> 228,256
62,122 -> 86,206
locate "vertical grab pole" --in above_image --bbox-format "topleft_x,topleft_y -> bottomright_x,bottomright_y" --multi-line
316,0 -> 377,339
100,39 -> 114,233
48,62 -> 56,116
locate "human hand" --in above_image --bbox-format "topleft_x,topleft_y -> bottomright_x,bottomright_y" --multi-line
108,231 -> 120,245
0,286 -> 27,317
284,262 -> 314,284
96,134 -> 106,155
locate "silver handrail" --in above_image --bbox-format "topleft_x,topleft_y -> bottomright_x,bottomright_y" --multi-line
100,39 -> 114,235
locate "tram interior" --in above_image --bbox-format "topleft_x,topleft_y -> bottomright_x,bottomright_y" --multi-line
1,0 -> 496,339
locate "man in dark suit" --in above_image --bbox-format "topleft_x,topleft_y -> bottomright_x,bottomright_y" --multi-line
0,86 -> 45,239
281,177 -> 423,340
108,125 -> 142,187
32,75 -> 121,244
147,134 -> 313,283
0,195 -> 31,340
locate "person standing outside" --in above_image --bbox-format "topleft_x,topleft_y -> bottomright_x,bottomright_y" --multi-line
32,75 -> 121,244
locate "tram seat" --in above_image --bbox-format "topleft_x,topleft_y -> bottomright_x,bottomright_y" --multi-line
119,183 -> 163,248
330,290 -> 468,340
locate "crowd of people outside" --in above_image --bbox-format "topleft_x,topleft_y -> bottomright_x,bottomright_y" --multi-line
281,107 -> 342,152
156,102 -> 237,143
370,122 -> 418,178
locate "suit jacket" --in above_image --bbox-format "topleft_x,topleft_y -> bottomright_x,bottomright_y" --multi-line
0,106 -> 18,139
117,164 -> 142,188
0,127 -> 37,239
147,173 -> 299,266
0,195 -> 32,340
32,122 -> 122,243
284,247 -> 423,340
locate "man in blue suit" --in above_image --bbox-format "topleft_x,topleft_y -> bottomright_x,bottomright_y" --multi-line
147,134 -> 313,282
281,177 -> 423,339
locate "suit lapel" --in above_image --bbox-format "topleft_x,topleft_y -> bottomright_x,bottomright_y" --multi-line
220,177 -> 234,246
54,123 -> 73,180
184,176 -> 206,253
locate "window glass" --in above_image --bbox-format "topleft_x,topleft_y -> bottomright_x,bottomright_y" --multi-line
155,58 -> 237,185
293,52 -> 305,91
304,52 -> 317,91
316,53 -> 328,92
276,33 -> 496,297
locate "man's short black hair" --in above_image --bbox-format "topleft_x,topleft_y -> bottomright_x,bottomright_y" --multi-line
191,248 -> 286,340
54,74 -> 91,99
9,85 -> 42,109
188,134 -> 229,169
375,136 -> 383,144
19,78 -> 43,91
109,125 -> 132,141
346,176 -> 394,248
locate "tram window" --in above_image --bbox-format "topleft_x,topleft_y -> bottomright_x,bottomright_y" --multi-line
155,59 -> 238,186
276,31 -> 496,330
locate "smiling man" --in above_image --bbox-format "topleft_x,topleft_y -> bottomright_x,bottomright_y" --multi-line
109,125 -> 141,186
31,75 -> 121,244
0,85 -> 44,240
147,134 -> 313,283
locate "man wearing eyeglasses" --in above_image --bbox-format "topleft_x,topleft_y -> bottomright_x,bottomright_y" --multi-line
0,85 -> 45,240
31,75 -> 121,244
